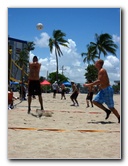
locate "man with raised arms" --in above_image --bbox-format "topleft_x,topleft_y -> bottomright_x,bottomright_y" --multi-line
28,56 -> 44,114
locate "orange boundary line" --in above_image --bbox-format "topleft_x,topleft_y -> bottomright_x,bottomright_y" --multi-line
16,109 -> 103,114
8,127 -> 120,133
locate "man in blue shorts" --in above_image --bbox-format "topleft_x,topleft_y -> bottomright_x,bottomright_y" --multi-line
84,59 -> 120,123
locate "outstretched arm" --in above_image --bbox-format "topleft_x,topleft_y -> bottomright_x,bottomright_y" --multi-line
83,69 -> 104,87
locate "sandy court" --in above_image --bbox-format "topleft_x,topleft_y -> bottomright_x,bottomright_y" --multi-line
8,93 -> 121,159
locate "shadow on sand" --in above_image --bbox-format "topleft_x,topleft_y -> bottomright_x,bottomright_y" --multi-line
88,121 -> 116,124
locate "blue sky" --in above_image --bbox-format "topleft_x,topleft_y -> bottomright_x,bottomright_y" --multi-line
8,8 -> 120,84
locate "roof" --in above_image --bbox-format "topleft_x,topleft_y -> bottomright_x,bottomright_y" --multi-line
8,37 -> 28,44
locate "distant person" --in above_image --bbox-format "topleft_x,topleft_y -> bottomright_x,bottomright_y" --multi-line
19,82 -> 27,100
28,56 -> 44,114
70,82 -> 79,106
84,59 -> 120,123
86,80 -> 94,108
8,86 -> 18,109
61,84 -> 66,100
52,81 -> 59,98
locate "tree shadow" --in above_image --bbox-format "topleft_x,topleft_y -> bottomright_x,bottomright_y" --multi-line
88,121 -> 116,124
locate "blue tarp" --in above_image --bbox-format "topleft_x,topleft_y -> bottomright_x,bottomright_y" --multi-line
62,81 -> 71,87
10,81 -> 19,85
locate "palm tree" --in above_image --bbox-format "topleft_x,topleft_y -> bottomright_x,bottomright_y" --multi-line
85,64 -> 98,82
25,42 -> 35,58
81,44 -> 99,64
15,50 -> 29,81
8,43 -> 13,85
15,50 -> 29,99
90,33 -> 118,59
14,42 -> 35,78
48,30 -> 69,82
81,33 -> 118,85
81,33 -> 118,64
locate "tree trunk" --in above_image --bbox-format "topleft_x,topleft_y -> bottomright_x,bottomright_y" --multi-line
55,51 -> 58,83
8,47 -> 12,85
21,64 -> 24,99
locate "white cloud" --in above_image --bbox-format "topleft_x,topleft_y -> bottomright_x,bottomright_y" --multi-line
34,32 -> 50,47
104,55 -> 120,85
112,34 -> 120,44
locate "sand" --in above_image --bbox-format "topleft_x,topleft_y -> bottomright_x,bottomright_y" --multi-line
8,93 -> 121,159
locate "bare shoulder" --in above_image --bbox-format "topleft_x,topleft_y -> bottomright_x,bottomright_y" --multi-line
30,62 -> 41,66
99,68 -> 106,74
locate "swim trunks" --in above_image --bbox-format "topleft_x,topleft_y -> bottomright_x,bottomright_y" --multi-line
93,86 -> 114,108
28,80 -> 41,96
70,91 -> 78,99
86,92 -> 93,100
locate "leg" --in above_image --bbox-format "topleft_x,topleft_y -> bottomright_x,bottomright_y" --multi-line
28,95 -> 32,114
38,95 -> 44,110
90,92 -> 94,107
61,93 -> 64,99
54,91 -> 56,98
74,93 -> 79,106
75,98 -> 79,106
90,100 -> 93,107
75,93 -> 79,106
64,93 -> 66,99
10,100 -> 14,109
70,96 -> 75,105
109,107 -> 120,123
93,101 -> 111,119
86,99 -> 89,107
53,90 -> 56,98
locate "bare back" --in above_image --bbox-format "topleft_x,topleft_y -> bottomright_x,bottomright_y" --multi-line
72,84 -> 79,93
98,68 -> 110,89
88,85 -> 93,92
28,62 -> 41,80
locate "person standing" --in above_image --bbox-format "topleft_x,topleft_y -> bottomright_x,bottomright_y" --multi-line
70,82 -> 79,106
52,81 -> 59,98
19,82 -> 27,100
86,80 -> 94,108
8,86 -> 18,109
28,56 -> 44,114
84,59 -> 120,123
61,84 -> 66,100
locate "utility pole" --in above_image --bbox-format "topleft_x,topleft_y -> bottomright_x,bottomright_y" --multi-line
60,65 -> 66,75
46,70 -> 48,79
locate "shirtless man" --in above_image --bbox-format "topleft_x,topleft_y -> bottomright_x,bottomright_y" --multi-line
61,84 -> 66,100
28,56 -> 44,114
84,59 -> 120,123
86,80 -> 94,108
70,82 -> 79,106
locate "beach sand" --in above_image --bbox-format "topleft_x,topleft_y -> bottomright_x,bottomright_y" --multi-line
8,93 -> 121,159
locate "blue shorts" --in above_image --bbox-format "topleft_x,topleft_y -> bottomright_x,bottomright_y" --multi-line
93,86 -> 114,108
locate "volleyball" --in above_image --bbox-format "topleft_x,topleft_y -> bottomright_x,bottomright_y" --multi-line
36,23 -> 43,30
